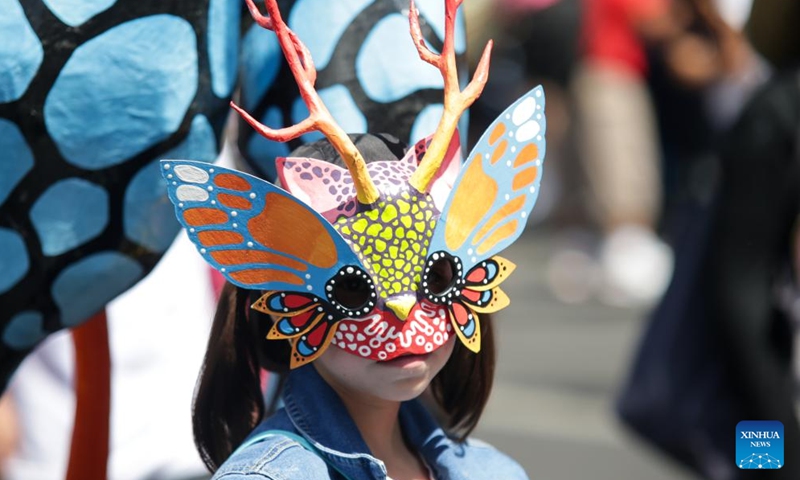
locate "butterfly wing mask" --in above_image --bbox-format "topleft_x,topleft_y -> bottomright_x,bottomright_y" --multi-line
162,161 -> 373,367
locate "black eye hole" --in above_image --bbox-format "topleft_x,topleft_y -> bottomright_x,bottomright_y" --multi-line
333,274 -> 371,309
326,266 -> 376,314
426,257 -> 457,295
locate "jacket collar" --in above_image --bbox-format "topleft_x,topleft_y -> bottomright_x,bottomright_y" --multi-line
282,365 -> 453,480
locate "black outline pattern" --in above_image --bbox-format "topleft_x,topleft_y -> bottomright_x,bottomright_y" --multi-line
0,0 -> 232,386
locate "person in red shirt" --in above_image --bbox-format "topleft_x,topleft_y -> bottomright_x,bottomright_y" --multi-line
573,0 -> 676,306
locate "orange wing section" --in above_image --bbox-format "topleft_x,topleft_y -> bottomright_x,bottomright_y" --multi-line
183,208 -> 228,226
230,269 -> 304,285
488,122 -> 506,145
473,195 -> 526,245
218,193 -> 253,209
512,167 -> 538,191
513,144 -> 538,167
165,160 -> 369,294
490,140 -> 508,165
444,155 -> 498,251
214,173 -> 252,191
431,86 -> 546,270
476,220 -> 518,256
248,193 -> 338,269
197,230 -> 244,246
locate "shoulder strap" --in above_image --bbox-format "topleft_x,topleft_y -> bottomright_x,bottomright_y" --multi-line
235,429 -> 354,480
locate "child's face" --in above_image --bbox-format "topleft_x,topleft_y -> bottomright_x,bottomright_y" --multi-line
313,336 -> 456,404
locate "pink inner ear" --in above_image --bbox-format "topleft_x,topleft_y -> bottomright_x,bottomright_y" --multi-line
401,141 -> 421,167
277,157 -> 350,222
427,131 -> 462,211
277,133 -> 461,222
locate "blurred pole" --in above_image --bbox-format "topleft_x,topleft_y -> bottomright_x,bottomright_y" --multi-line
66,311 -> 110,480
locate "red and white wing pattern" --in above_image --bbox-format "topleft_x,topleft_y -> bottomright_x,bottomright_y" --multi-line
253,290 -> 339,367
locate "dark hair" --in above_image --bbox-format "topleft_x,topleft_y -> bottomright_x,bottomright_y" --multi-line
192,135 -> 497,471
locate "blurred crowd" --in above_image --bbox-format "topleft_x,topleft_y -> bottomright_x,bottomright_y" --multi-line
466,0 -> 800,478
470,0 -> 768,306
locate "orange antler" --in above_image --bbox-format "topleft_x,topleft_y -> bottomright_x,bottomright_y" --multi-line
407,0 -> 492,193
232,0 -> 380,205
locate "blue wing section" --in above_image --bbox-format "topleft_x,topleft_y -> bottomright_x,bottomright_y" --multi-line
428,86 -> 546,269
160,160 -> 364,294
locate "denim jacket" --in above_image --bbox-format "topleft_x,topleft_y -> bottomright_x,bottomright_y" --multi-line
212,365 -> 528,480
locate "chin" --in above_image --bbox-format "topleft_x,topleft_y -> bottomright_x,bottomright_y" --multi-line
379,377 -> 433,403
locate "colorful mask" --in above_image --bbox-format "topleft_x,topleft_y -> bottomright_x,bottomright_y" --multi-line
163,0 -> 546,368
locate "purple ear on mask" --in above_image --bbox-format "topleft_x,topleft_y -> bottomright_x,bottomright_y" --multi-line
277,133 -> 462,222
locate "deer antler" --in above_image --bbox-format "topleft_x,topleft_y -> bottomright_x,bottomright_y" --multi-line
407,0 -> 492,193
232,0 -> 380,205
